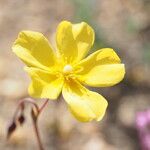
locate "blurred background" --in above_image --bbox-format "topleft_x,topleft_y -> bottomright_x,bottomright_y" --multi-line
0,0 -> 150,150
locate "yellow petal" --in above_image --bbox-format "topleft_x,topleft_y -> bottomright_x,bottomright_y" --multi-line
25,67 -> 64,100
56,21 -> 95,64
13,31 -> 56,71
62,79 -> 108,122
76,48 -> 125,87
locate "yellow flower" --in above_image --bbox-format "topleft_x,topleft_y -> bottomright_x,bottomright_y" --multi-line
12,21 -> 125,122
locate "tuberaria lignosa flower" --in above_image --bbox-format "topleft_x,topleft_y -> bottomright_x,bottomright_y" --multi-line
12,21 -> 125,122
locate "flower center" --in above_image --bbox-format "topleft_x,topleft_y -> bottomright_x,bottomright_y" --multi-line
63,64 -> 73,74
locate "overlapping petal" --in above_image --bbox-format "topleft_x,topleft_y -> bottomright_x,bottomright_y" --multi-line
12,21 -> 126,122
75,48 -> 125,87
62,79 -> 108,122
25,67 -> 64,100
56,21 -> 94,64
13,31 -> 56,71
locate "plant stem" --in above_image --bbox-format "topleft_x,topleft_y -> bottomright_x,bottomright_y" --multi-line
32,118 -> 44,150
9,98 -> 49,150
39,99 -> 49,114
32,99 -> 49,150
12,98 -> 39,122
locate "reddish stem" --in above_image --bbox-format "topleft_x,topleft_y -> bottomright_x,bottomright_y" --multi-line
10,98 -> 49,150
38,99 -> 49,114
12,98 -> 39,122
32,117 -> 44,150
32,99 -> 49,150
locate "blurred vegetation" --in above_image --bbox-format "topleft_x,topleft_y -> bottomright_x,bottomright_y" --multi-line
71,0 -> 109,53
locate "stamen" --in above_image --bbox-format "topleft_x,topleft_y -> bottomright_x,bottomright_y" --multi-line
63,64 -> 73,74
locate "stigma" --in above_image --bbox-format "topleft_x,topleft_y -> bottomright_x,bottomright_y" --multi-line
63,64 -> 73,74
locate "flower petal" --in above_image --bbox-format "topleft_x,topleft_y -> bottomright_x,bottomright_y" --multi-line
13,31 -> 56,70
75,48 -> 125,87
25,67 -> 64,100
56,21 -> 95,64
62,79 -> 108,122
